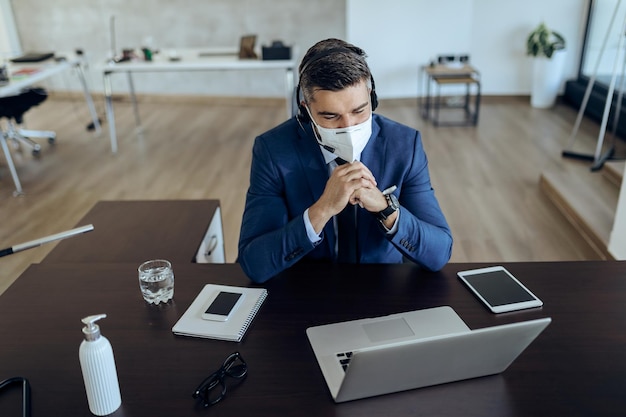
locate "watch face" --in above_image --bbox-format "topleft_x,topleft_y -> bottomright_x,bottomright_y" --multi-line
388,193 -> 399,209
378,193 -> 399,220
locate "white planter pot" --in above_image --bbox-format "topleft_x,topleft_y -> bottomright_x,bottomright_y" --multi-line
531,50 -> 566,108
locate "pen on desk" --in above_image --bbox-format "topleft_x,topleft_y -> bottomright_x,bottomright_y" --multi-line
382,185 -> 397,196
0,224 -> 94,258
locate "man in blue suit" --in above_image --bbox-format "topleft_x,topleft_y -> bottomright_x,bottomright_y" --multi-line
239,38 -> 452,283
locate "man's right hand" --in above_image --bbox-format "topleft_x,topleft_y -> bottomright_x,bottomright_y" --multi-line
307,161 -> 377,234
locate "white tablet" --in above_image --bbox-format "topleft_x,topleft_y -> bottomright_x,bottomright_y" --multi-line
457,266 -> 543,313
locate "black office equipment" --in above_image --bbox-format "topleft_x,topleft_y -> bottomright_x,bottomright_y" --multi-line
0,87 -> 55,155
10,52 -> 55,63
262,41 -> 291,60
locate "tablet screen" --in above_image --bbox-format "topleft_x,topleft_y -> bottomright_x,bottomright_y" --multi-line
462,270 -> 536,306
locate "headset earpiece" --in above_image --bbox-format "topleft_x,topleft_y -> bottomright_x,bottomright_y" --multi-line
296,85 -> 311,123
370,76 -> 378,111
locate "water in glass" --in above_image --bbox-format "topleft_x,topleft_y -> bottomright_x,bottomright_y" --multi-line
138,260 -> 174,304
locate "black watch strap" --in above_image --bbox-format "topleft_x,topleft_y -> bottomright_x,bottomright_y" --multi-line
376,194 -> 399,221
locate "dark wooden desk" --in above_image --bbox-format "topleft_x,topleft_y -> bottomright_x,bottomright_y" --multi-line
1,260 -> 626,416
44,200 -> 223,264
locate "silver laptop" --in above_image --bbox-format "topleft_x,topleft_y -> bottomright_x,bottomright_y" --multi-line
306,306 -> 551,403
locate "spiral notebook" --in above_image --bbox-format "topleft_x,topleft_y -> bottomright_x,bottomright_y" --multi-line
172,284 -> 267,342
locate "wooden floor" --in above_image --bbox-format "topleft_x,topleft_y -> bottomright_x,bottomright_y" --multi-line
0,94 -> 611,295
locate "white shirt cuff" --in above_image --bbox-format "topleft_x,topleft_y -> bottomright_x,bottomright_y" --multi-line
381,209 -> 400,234
304,208 -> 322,243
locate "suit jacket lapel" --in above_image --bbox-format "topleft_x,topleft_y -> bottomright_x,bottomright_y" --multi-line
361,119 -> 383,182
295,122 -> 337,255
358,118 -> 385,251
295,121 -> 328,201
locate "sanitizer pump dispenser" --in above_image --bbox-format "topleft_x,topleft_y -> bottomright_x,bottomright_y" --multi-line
79,314 -> 122,416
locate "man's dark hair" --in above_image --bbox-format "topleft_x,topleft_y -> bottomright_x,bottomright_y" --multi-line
298,38 -> 372,104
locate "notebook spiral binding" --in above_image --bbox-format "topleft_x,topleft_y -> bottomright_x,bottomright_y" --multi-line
238,290 -> 268,340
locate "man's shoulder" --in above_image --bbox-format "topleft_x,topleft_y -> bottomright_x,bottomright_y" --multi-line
257,117 -> 300,142
373,114 -> 420,146
253,117 -> 315,162
373,113 -> 418,135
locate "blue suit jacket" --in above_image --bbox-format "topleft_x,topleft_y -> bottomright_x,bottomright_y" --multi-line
238,114 -> 452,282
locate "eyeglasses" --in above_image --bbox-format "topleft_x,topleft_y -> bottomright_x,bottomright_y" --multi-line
192,351 -> 248,407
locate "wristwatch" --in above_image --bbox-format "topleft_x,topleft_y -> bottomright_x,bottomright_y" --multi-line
376,193 -> 399,221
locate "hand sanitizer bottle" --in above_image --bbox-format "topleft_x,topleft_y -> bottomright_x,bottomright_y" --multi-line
79,314 -> 122,416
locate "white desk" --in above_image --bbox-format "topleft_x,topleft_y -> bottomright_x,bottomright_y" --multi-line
102,48 -> 297,153
0,57 -> 101,195
1,61 -> 72,98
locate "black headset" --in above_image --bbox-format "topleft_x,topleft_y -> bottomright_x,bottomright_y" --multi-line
296,47 -> 378,124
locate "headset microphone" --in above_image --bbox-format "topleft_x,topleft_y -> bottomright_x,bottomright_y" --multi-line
320,143 -> 336,153
304,113 -> 336,154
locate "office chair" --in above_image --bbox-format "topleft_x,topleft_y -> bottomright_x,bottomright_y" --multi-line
0,87 -> 56,156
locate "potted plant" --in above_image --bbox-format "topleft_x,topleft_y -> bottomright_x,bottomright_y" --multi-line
526,22 -> 567,108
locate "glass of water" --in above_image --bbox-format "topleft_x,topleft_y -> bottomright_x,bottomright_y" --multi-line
138,259 -> 174,304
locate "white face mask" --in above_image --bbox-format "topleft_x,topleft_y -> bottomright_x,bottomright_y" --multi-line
308,109 -> 372,162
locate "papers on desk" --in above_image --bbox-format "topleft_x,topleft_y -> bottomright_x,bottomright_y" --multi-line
10,68 -> 40,79
172,284 -> 267,342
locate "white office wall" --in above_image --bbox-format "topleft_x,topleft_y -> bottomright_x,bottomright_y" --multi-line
0,0 -> 21,59
9,0 -> 345,97
8,0 -> 589,98
347,0 -> 589,98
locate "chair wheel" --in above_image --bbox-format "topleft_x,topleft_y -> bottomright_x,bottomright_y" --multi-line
48,137 -> 56,144
32,148 -> 41,156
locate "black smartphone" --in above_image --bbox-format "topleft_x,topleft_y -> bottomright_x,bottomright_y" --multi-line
201,291 -> 244,321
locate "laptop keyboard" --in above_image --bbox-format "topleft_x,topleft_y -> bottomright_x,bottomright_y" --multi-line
336,351 -> 353,372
